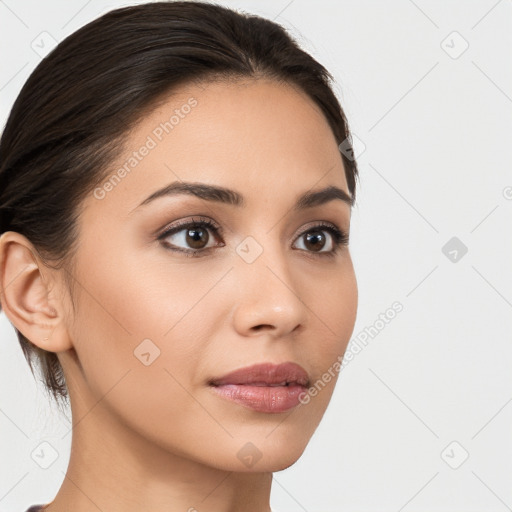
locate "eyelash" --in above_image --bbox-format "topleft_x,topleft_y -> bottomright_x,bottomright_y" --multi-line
157,216 -> 349,259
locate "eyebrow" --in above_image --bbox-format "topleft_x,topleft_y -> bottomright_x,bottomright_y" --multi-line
132,181 -> 353,213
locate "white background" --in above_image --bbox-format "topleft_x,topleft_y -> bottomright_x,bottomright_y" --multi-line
1,1 -> 511,511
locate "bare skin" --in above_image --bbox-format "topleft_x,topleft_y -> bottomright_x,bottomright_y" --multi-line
0,78 -> 358,512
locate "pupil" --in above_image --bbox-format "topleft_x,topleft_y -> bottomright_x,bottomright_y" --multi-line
305,231 -> 325,252
187,227 -> 208,248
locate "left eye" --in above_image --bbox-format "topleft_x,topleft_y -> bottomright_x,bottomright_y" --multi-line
294,227 -> 339,253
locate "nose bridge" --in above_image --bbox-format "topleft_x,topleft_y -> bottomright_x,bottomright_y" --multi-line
231,230 -> 307,335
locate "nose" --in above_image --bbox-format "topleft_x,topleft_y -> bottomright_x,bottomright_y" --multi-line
231,246 -> 308,339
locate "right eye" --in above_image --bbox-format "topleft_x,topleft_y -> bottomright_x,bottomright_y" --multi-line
157,217 -> 225,257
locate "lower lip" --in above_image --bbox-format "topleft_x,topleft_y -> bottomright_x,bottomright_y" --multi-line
210,384 -> 307,413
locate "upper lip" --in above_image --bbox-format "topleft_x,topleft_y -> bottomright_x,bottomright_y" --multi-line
209,362 -> 309,387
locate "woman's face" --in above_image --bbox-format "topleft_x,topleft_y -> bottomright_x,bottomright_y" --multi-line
59,78 -> 358,472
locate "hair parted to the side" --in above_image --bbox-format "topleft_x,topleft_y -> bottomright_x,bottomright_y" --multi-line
0,1 -> 359,408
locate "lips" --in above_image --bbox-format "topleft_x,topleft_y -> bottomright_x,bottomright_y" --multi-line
209,362 -> 310,413
210,362 -> 309,387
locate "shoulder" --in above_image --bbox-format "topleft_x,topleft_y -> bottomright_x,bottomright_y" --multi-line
25,506 -> 45,512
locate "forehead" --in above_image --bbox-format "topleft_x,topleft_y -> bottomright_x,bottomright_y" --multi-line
83,78 -> 349,217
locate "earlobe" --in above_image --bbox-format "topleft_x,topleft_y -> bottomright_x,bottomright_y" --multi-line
0,231 -> 73,353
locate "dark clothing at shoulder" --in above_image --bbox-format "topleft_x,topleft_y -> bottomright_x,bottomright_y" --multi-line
25,506 -> 44,512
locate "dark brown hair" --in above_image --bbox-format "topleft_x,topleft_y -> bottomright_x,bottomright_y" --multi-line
0,1 -> 359,408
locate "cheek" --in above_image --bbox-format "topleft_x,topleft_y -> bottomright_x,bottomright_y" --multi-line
299,260 -> 357,406
333,257 -> 358,346
66,245 -> 208,396
65,256 -> 230,457
306,257 -> 358,364
68,231 -> 239,385
334,264 -> 358,351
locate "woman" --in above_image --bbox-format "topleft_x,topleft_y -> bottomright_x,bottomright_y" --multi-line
0,2 -> 359,511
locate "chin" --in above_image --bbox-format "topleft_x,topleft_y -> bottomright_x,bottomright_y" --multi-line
266,453 -> 303,472
232,433 -> 312,473
267,440 -> 310,471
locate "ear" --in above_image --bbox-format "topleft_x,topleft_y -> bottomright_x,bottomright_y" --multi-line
0,231 -> 73,353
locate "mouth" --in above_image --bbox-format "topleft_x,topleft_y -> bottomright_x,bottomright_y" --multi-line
209,362 -> 310,413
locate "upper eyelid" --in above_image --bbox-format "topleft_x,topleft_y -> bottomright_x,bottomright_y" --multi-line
159,217 -> 345,233
157,217 -> 222,238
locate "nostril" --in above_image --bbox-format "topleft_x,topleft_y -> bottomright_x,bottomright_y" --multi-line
253,324 -> 272,331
